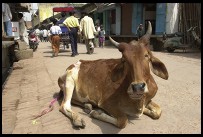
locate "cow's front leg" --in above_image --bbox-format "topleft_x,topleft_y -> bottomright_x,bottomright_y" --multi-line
143,100 -> 162,119
59,76 -> 86,128
90,109 -> 128,129
71,99 -> 93,114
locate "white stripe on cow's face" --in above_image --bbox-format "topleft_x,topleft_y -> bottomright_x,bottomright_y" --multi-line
144,82 -> 149,93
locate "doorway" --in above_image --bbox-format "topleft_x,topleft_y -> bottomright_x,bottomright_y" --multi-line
143,4 -> 156,34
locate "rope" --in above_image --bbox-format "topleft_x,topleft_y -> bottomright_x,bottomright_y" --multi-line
32,96 -> 59,120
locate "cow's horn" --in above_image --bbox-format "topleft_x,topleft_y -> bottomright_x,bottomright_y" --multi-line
109,36 -> 120,48
142,21 -> 152,39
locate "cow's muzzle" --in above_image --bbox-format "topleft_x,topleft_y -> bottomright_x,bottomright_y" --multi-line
129,83 -> 145,99
131,83 -> 145,92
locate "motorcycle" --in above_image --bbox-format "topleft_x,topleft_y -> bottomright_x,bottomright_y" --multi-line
28,29 -> 39,52
162,26 -> 201,52
187,26 -> 201,50
162,32 -> 186,53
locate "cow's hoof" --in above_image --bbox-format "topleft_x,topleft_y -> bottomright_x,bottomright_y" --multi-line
73,118 -> 86,128
83,103 -> 92,114
90,110 -> 100,117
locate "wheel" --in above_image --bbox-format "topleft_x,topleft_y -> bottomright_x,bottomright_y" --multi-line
166,47 -> 175,53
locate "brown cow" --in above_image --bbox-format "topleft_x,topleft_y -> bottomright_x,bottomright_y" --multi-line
58,21 -> 168,129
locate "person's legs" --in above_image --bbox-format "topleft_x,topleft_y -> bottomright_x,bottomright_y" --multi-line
52,43 -> 56,57
51,35 -> 60,57
23,29 -> 29,45
101,37 -> 105,48
69,29 -> 76,56
99,37 -> 101,47
7,21 -> 12,36
72,28 -> 78,55
40,35 -> 43,42
4,21 -> 12,36
3,22 -> 7,35
89,39 -> 94,54
85,39 -> 90,54
56,36 -> 61,56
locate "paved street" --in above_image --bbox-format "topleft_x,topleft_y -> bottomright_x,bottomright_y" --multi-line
2,41 -> 201,134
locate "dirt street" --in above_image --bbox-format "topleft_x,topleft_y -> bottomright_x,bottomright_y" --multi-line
2,41 -> 201,134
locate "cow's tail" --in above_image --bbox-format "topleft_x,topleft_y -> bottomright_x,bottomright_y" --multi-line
32,97 -> 58,120
32,76 -> 65,120
58,76 -> 65,99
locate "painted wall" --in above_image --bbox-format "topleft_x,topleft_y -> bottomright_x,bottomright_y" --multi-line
155,3 -> 167,35
165,3 -> 179,34
132,3 -> 143,35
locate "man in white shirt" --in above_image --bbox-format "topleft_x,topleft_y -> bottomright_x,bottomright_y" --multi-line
50,19 -> 62,57
2,3 -> 12,36
80,12 -> 96,54
43,29 -> 48,42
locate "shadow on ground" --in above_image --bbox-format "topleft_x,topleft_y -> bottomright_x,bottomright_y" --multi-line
154,49 -> 201,59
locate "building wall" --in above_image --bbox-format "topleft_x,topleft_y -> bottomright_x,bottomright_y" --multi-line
115,6 -> 121,35
39,3 -> 69,22
121,3 -> 133,35
165,3 -> 179,34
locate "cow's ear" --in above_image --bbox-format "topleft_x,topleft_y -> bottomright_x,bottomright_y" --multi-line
111,62 -> 124,82
150,56 -> 169,80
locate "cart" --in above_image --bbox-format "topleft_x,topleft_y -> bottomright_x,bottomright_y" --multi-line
52,6 -> 75,50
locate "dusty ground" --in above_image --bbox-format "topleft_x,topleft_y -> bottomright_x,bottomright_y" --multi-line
2,41 -> 201,134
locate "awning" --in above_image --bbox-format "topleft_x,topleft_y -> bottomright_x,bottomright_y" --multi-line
8,3 -> 31,12
96,3 -> 116,13
53,6 -> 74,12
82,3 -> 97,14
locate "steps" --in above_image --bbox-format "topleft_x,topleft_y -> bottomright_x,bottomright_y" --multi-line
14,40 -> 33,61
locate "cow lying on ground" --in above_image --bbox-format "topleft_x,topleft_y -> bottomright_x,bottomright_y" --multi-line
58,21 -> 168,129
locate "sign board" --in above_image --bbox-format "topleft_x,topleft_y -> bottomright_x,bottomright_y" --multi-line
11,22 -> 20,40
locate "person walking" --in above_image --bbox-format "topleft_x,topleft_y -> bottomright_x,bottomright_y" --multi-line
2,3 -> 12,36
98,25 -> 105,48
43,28 -> 48,42
18,13 -> 29,45
80,11 -> 96,54
50,19 -> 62,57
63,11 -> 80,57
35,28 -> 41,42
137,24 -> 144,39
94,23 -> 100,47
39,29 -> 44,42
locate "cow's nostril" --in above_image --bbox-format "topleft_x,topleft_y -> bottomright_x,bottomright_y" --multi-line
141,83 -> 145,89
131,83 -> 145,92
